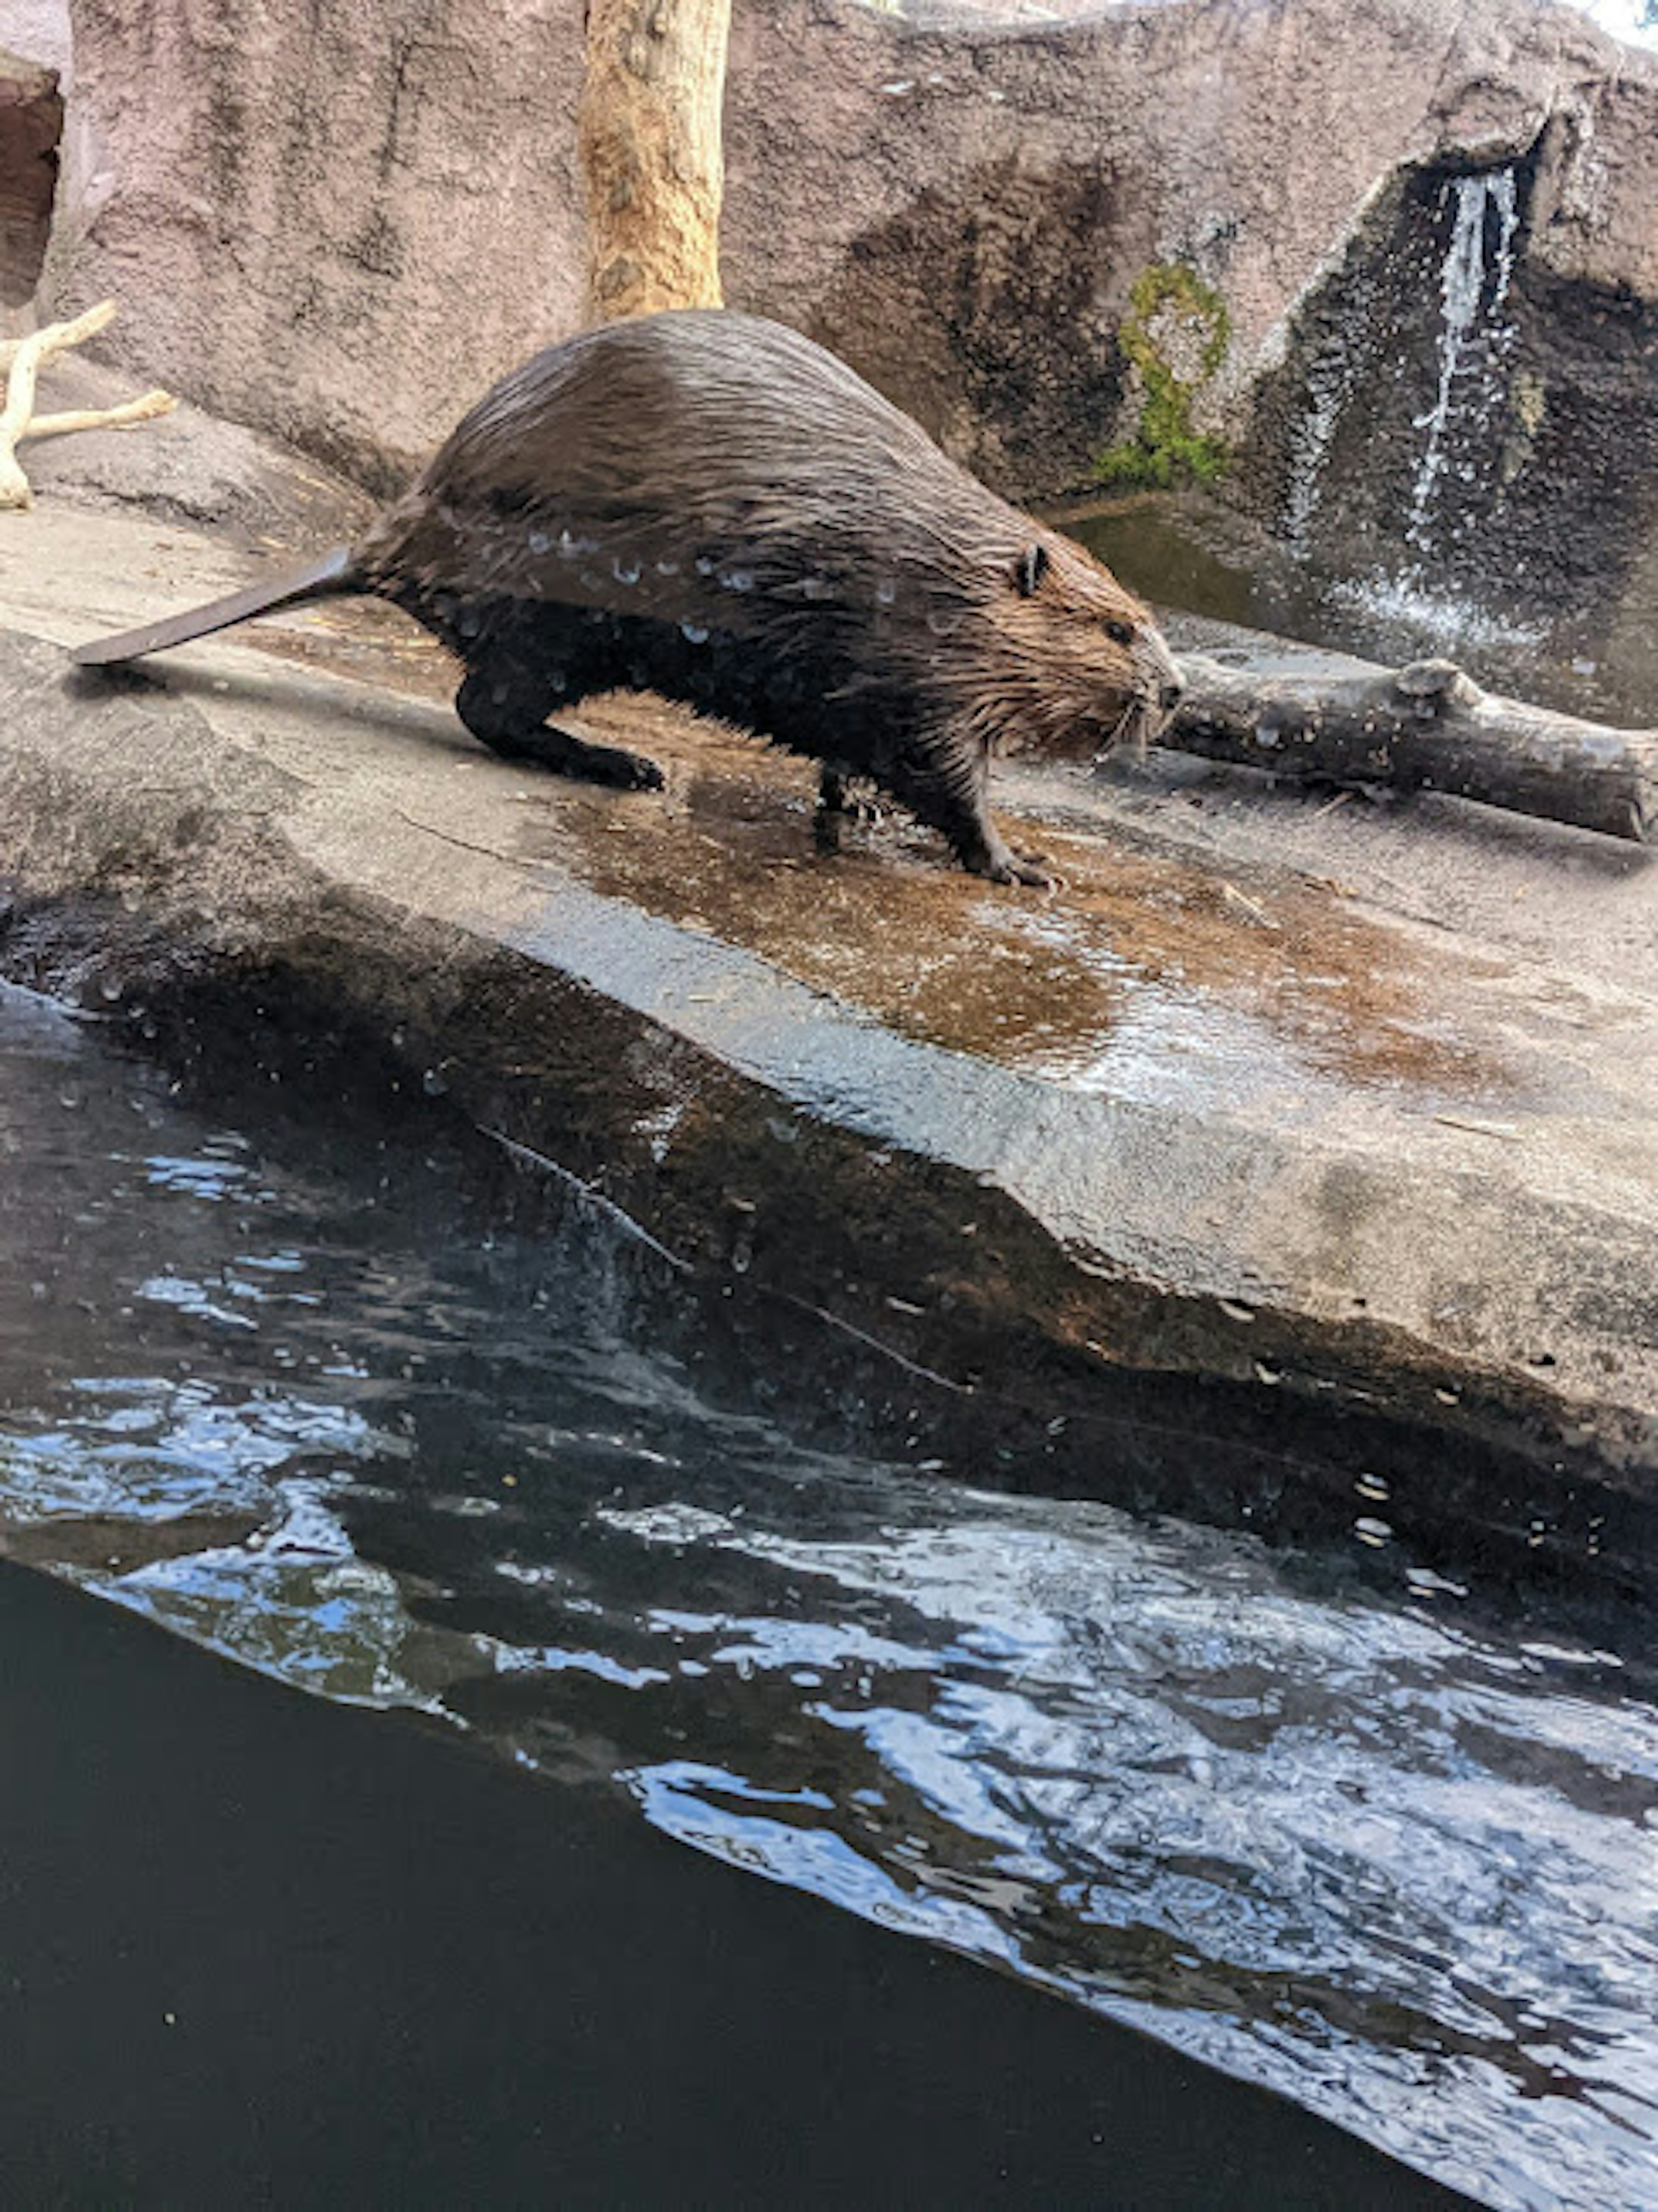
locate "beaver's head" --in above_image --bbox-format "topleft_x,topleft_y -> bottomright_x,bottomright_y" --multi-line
970,532 -> 1185,761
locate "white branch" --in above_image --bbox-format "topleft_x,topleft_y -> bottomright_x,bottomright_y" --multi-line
22,389 -> 178,441
0,302 -> 174,511
0,297 -> 118,374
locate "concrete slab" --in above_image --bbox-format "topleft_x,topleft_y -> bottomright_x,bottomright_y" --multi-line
1,501 -> 1654,1612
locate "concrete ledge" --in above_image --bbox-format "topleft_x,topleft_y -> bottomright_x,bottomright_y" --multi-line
2,505 -> 1655,1616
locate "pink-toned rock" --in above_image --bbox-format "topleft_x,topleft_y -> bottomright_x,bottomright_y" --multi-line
40,0 -> 589,490
6,0 -> 1655,501
722,0 -> 1657,489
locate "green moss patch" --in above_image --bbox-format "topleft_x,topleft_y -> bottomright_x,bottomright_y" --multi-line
1094,264 -> 1231,491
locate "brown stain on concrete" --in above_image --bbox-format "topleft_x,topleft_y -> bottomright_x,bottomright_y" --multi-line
256,610 -> 1513,1108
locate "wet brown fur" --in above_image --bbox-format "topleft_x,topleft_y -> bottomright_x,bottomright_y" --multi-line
74,311 -> 1183,884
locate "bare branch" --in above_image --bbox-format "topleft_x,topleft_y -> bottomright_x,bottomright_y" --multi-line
22,390 -> 178,442
0,302 -> 174,510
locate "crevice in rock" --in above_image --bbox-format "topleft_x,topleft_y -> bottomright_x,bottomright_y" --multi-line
0,49 -> 62,311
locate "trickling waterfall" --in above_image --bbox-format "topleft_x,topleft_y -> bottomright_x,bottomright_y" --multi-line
1404,166 -> 1519,554
1281,163 -> 1522,564
1281,346 -> 1354,544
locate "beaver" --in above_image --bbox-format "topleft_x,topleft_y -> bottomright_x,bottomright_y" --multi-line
73,310 -> 1184,885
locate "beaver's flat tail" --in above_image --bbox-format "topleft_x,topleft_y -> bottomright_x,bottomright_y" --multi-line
71,546 -> 361,666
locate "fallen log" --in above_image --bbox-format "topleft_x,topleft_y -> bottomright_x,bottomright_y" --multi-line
1168,649 -> 1658,845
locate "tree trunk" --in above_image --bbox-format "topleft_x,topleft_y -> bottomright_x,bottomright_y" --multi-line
1170,652 -> 1658,845
579,0 -> 731,324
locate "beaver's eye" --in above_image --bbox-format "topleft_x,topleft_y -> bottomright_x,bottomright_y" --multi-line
1105,619 -> 1135,647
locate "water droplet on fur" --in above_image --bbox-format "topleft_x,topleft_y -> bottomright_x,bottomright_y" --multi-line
681,621 -> 709,645
875,578 -> 897,606
613,557 -> 642,585
1406,1565 -> 1469,1597
528,529 -> 551,555
724,568 -> 755,593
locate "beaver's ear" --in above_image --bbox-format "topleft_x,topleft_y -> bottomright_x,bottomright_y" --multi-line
1013,543 -> 1049,598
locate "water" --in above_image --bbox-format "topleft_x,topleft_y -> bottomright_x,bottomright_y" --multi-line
1075,497 -> 1658,731
2,981 -> 1655,2209
1403,169 -> 1519,559
1076,140 -> 1657,728
1280,166 -> 1522,566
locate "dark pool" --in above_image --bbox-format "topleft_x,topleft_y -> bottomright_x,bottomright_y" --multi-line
1,981 -> 1654,2209
1074,498 -> 1658,735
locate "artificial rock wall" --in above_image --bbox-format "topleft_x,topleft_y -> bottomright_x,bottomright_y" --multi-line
0,0 -> 1652,511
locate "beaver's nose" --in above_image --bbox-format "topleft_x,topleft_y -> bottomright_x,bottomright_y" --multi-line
1160,674 -> 1186,713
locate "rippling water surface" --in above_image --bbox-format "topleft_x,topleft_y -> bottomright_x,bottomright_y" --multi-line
1,982 -> 1654,2211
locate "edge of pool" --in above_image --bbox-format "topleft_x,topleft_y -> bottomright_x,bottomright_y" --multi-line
0,502 -> 1655,1620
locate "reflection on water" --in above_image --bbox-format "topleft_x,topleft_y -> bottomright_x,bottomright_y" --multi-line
1073,500 -> 1658,734
0,981 -> 1654,2211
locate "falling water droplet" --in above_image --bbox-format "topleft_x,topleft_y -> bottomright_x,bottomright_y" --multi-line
1405,168 -> 1519,557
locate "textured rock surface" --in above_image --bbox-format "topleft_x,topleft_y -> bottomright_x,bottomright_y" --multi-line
2,498 -> 1658,1602
1235,139 -> 1658,619
0,0 -> 1649,502
722,0 -> 1658,492
33,0 -> 590,492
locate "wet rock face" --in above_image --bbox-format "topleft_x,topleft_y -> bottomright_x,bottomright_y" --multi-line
807,157 -> 1127,500
1239,146 -> 1658,620
1240,164 -> 1524,580
0,48 -> 60,310
1499,267 -> 1658,609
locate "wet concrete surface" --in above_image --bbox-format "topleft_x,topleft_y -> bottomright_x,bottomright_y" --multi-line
0,1557 -> 1473,2209
0,504 -> 1655,1597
